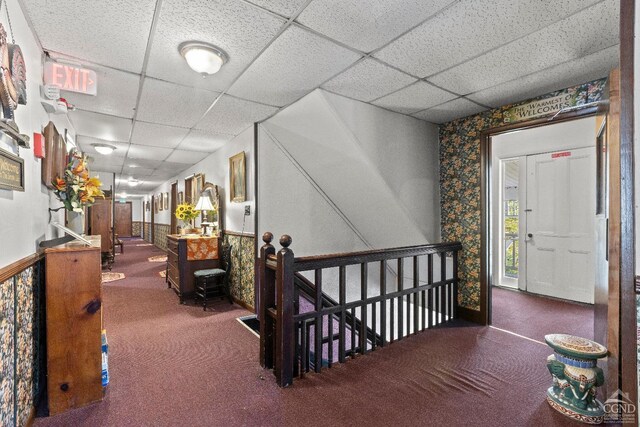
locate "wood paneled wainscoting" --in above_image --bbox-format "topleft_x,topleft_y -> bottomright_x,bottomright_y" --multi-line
0,254 -> 47,426
223,231 -> 256,311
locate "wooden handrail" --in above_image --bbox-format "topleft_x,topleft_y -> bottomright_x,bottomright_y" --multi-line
258,232 -> 462,388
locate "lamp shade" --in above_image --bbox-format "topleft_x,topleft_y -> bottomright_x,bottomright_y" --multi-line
195,195 -> 214,211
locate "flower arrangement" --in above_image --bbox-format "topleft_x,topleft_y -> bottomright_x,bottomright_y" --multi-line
52,150 -> 105,212
175,203 -> 199,229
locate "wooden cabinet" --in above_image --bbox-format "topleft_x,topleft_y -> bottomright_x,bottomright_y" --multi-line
44,236 -> 103,415
167,235 -> 219,303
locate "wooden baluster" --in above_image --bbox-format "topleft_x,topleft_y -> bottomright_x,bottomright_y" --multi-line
359,263 -> 368,355
452,250 -> 459,319
380,261 -> 387,347
350,307 -> 356,356
306,321 -> 312,373
397,258 -> 404,340
427,254 -> 433,328
413,256 -> 419,334
338,266 -> 346,363
314,269 -> 322,373
300,319 -> 307,378
328,313 -> 334,367
371,300 -> 376,351
275,235 -> 295,387
259,232 -> 275,369
441,252 -> 447,322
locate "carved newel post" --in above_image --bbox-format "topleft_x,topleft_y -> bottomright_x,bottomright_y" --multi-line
545,334 -> 608,424
275,235 -> 294,387
258,232 -> 275,369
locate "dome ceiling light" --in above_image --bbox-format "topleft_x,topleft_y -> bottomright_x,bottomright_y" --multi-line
92,143 -> 116,155
128,178 -> 140,187
179,42 -> 228,76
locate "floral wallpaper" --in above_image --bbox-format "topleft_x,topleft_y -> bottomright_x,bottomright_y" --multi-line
0,261 -> 44,427
439,78 -> 607,311
132,221 -> 142,237
153,224 -> 170,252
224,233 -> 255,310
143,223 -> 151,243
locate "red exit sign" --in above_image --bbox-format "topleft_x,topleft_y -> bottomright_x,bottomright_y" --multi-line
44,62 -> 97,96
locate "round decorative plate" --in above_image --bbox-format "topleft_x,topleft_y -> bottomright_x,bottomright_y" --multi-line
544,334 -> 607,359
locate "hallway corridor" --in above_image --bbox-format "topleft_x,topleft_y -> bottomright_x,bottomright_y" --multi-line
35,240 -> 580,426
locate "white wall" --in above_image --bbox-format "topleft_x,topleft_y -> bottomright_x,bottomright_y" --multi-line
145,126 -> 254,234
0,0 -> 75,268
258,89 -> 440,257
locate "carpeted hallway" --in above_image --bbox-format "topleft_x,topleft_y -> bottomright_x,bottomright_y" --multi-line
35,239 -> 582,426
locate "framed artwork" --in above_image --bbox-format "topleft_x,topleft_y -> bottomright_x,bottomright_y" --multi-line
178,191 -> 184,205
154,197 -> 159,213
145,201 -> 150,211
158,193 -> 163,211
229,151 -> 246,203
163,192 -> 168,210
193,173 -> 205,203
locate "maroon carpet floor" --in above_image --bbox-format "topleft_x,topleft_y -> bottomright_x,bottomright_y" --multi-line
35,240 -> 582,426
491,286 -> 594,342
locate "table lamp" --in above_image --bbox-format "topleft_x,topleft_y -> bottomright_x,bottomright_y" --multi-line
195,194 -> 214,236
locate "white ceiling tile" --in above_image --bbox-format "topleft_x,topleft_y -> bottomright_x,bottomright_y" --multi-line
127,144 -> 173,161
374,0 -> 602,77
122,166 -> 155,177
196,95 -> 278,135
61,64 -> 140,118
130,121 -> 190,148
429,1 -> 619,95
372,81 -> 457,114
22,0 -> 156,72
412,98 -> 487,124
70,111 -> 133,142
165,150 -> 210,164
123,157 -> 164,169
228,26 -> 361,106
90,164 -> 123,174
77,136 -> 129,158
136,78 -> 219,128
249,0 -> 308,17
297,0 -> 455,52
146,0 -> 285,92
322,58 -> 417,102
161,161 -> 193,172
467,45 -> 618,109
178,129 -> 233,152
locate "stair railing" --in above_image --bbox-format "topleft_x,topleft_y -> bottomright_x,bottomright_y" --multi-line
258,232 -> 462,387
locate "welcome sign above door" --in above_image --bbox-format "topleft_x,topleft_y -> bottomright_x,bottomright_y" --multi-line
503,93 -> 578,124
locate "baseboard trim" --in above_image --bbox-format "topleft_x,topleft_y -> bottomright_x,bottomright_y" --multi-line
457,306 -> 485,325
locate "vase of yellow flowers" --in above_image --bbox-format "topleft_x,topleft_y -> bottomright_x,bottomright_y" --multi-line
51,150 -> 105,234
175,203 -> 200,234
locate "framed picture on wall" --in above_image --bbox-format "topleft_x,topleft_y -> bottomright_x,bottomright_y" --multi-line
193,173 -> 205,203
178,191 -> 184,205
163,192 -> 168,210
154,197 -> 159,213
145,201 -> 150,211
229,151 -> 246,203
158,193 -> 163,211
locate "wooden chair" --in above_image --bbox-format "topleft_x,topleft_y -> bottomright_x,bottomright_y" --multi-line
193,244 -> 233,311
114,234 -> 123,254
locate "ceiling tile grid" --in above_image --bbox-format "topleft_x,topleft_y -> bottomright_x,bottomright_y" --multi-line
412,97 -> 486,124
227,25 -> 362,106
321,58 -> 417,102
296,0 -> 456,53
130,121 -> 190,149
467,45 -> 619,108
165,149 -> 211,164
70,111 -> 133,142
22,0 -> 157,72
126,143 -> 173,161
136,77 -> 220,128
196,95 -> 279,135
372,81 -> 459,115
428,0 -> 620,95
61,64 -> 140,118
145,0 -> 286,92
373,0 -> 603,78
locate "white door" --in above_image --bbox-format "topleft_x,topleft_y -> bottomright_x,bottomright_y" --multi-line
525,147 -> 596,303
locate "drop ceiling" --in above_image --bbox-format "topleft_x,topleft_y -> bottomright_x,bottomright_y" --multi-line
20,0 -> 619,194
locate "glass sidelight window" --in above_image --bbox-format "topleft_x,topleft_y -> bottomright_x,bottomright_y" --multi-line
502,160 -> 520,280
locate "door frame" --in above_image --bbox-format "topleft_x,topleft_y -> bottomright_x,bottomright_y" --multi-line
150,195 -> 155,245
170,181 -> 178,234
481,109 -> 600,326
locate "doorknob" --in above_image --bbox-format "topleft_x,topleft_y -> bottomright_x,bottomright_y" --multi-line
527,233 -> 533,238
